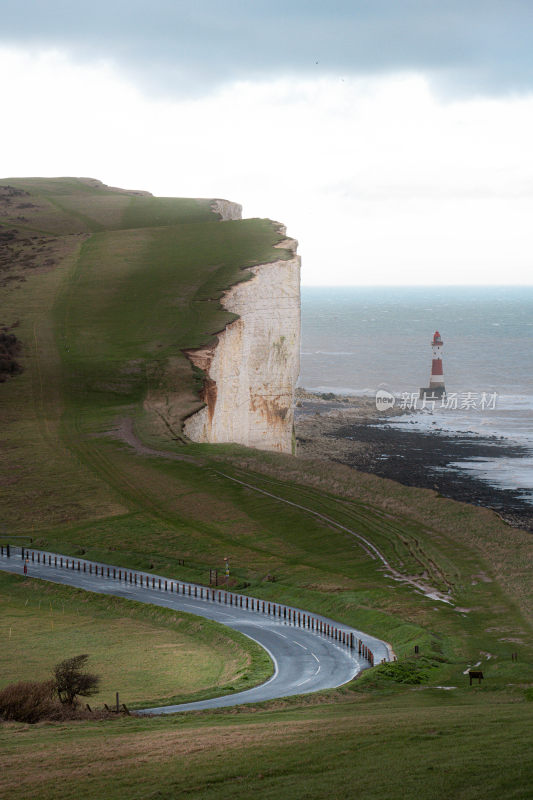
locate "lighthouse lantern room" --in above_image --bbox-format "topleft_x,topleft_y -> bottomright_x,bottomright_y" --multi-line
419,331 -> 446,400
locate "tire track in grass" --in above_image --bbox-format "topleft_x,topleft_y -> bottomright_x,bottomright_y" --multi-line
226,467 -> 454,593
211,470 -> 454,604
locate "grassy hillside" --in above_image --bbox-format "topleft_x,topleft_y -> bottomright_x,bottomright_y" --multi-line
1,178 -> 533,797
0,177 -> 290,528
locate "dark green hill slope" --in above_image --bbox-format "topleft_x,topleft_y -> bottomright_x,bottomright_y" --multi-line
0,177 -> 290,526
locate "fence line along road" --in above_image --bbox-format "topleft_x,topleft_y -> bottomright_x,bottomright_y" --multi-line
0,545 -> 393,714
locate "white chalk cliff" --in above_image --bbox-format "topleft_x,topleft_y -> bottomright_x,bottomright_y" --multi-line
184,227 -> 301,454
210,199 -> 243,221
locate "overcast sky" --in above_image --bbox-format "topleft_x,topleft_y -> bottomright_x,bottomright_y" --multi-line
1,2 -> 533,285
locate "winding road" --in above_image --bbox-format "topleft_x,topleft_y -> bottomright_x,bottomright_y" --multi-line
0,547 -> 392,714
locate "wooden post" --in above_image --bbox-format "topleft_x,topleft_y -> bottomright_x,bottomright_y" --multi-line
116,692 -> 120,713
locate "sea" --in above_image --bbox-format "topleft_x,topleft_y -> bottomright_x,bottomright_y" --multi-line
299,286 -> 533,505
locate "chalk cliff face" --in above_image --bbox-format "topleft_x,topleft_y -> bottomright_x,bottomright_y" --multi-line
184,231 -> 301,453
210,199 -> 243,221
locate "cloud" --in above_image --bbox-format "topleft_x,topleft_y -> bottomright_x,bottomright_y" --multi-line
1,1 -> 533,95
2,48 -> 532,285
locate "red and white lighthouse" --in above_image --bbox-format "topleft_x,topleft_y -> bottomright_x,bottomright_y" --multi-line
420,331 -> 446,399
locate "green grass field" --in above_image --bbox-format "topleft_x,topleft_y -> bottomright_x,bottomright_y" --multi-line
1,693 -> 532,799
0,571 -> 272,709
1,178 -> 533,797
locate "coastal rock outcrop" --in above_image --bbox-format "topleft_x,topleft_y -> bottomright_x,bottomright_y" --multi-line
184,229 -> 300,454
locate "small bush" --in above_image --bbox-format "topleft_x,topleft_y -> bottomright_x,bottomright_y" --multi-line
53,654 -> 100,705
0,655 -> 102,723
0,679 -> 114,724
0,680 -> 58,723
375,660 -> 430,685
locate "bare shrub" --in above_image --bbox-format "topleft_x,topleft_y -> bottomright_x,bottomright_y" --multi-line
1,655 -> 101,723
0,679 -> 115,724
0,680 -> 57,723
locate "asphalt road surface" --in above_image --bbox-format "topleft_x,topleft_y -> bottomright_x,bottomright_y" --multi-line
0,548 -> 391,714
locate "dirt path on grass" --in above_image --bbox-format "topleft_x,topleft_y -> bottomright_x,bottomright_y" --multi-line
106,418 -> 201,463
110,417 -> 453,607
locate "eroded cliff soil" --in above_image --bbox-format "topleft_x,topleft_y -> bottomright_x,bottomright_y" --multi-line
184,234 -> 301,454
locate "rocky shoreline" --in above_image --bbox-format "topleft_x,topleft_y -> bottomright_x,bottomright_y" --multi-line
295,389 -> 533,532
